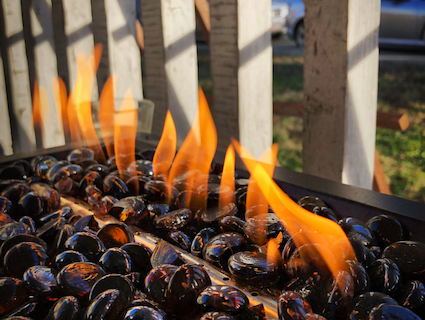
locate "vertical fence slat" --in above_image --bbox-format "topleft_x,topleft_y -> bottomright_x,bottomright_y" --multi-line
104,0 -> 142,109
1,0 -> 36,153
140,0 -> 198,142
210,0 -> 273,159
303,0 -> 380,189
62,0 -> 97,101
31,0 -> 65,148
0,49 -> 13,155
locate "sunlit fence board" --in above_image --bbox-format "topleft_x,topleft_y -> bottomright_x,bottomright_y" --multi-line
303,0 -> 380,189
0,49 -> 13,155
31,0 -> 65,149
210,0 -> 273,159
140,0 -> 198,142
104,0 -> 143,110
1,0 -> 36,153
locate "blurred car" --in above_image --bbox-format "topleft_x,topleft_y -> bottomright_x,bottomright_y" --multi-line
286,0 -> 425,48
196,0 -> 290,41
272,0 -> 290,35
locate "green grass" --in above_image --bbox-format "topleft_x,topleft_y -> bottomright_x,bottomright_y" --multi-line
197,48 -> 425,203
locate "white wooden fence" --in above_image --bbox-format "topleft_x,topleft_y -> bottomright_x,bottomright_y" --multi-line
0,0 -> 380,190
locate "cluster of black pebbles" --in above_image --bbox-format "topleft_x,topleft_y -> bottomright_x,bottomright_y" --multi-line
0,147 -> 424,320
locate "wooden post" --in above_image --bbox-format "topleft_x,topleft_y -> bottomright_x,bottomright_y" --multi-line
0,50 -> 13,155
303,0 -> 380,189
30,0 -> 65,149
61,0 -> 97,100
209,0 -> 273,159
104,0 -> 143,110
140,0 -> 198,142
1,0 -> 36,153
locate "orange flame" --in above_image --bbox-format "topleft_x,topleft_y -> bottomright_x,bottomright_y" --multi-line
73,45 -> 104,161
153,110 -> 177,183
232,139 -> 355,289
168,87 -> 217,207
98,76 -> 116,159
32,80 -> 52,147
219,145 -> 235,209
114,90 -> 138,175
246,144 -> 278,219
267,233 -> 283,264
52,77 -> 69,140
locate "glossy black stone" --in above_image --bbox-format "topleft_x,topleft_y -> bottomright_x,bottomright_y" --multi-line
0,165 -> 26,180
154,208 -> 193,231
19,216 -> 36,233
11,160 -> 32,177
51,224 -> 76,256
165,264 -> 211,316
397,280 -> 425,314
150,240 -> 184,268
38,207 -> 72,226
198,203 -> 237,227
64,232 -> 105,261
23,265 -> 59,295
98,247 -> 132,274
0,234 -> 47,260
199,312 -> 236,320
278,291 -> 313,320
127,176 -> 151,196
57,262 -> 105,302
90,273 -> 135,302
33,156 -> 58,179
67,148 -> 95,163
369,304 -> 421,320
322,271 -> 354,319
108,197 -> 149,231
228,251 -> 276,285
4,241 -> 49,277
1,182 -> 30,204
45,296 -> 80,320
312,206 -> 340,223
128,159 -> 154,177
203,232 -> 247,270
46,161 -> 72,181
197,285 -> 249,315
90,195 -> 118,217
144,180 -> 178,202
0,212 -> 13,228
348,237 -> 377,268
0,196 -> 13,217
79,171 -> 102,197
297,196 -> 326,212
73,215 -> 99,232
35,217 -> 66,244
219,216 -> 245,234
166,231 -> 192,251
244,213 -> 284,245
347,260 -> 370,296
85,164 -> 109,178
122,306 -> 165,320
145,264 -> 178,306
0,277 -> 28,316
382,241 -> 425,276
349,292 -> 398,320
367,215 -> 404,248
339,217 -> 374,247
368,258 -> 401,295
84,289 -> 128,320
96,222 -> 134,248
0,222 -> 29,242
103,174 -> 129,199
121,242 -> 152,279
54,250 -> 87,271
191,227 -> 217,257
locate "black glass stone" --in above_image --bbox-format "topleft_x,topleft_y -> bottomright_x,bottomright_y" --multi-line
19,216 -> 36,233
103,174 -> 129,199
368,258 -> 401,296
0,234 -> 47,260
122,306 -> 165,320
297,196 -> 326,212
197,285 -> 249,315
97,222 -> 134,248
151,240 -> 184,268
55,250 -> 88,271
11,159 -> 32,177
191,227 -> 217,258
243,213 -> 284,245
68,148 -> 95,163
57,262 -> 105,302
98,247 -> 132,274
166,231 -> 192,251
145,264 -> 177,306
34,156 -> 58,179
0,222 -> 29,242
397,280 -> 425,315
346,260 -> 370,296
85,164 -> 109,178
46,160 -> 72,181
23,265 -> 59,295
382,241 -> 425,276
35,217 -> 66,244
108,197 -> 149,231
367,215 -> 404,248
0,196 -> 13,217
349,292 -> 398,320
84,289 -> 128,320
51,224 -> 76,256
0,165 -> 26,180
154,208 -> 193,231
64,232 -> 105,262
219,216 -> 245,234
369,304 -> 421,320
228,251 -> 276,285
127,176 -> 152,196
121,242 -> 152,279
322,271 -> 354,319
45,296 -> 80,320
203,232 -> 247,270
89,273 -> 135,302
0,277 -> 28,316
4,241 -> 49,277
199,312 -> 236,320
339,217 -> 374,247
278,291 -> 313,320
1,182 -> 30,204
